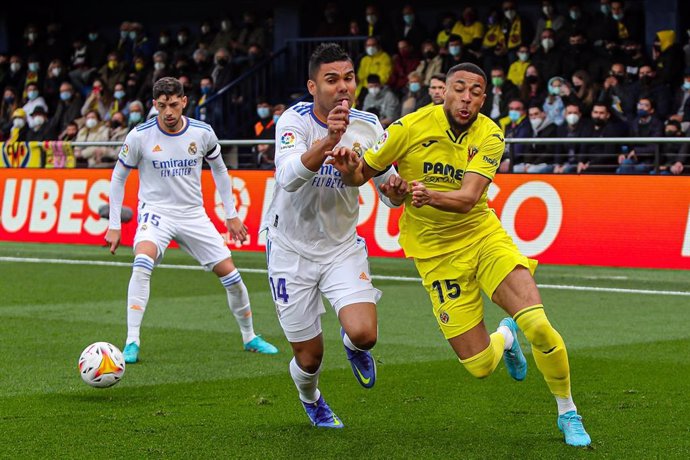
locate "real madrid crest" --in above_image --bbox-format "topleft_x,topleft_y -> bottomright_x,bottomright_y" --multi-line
188,142 -> 197,155
352,142 -> 363,157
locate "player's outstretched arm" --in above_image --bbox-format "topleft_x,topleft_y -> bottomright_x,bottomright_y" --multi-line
374,167 -> 408,207
105,161 -> 131,254
411,172 -> 490,213
327,146 -> 381,186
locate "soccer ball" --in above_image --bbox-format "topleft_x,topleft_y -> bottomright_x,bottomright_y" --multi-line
78,342 -> 126,388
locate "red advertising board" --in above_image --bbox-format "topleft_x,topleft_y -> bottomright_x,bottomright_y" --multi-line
1,169 -> 689,269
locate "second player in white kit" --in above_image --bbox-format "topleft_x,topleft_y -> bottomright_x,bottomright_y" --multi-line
262,44 -> 408,428
105,77 -> 279,364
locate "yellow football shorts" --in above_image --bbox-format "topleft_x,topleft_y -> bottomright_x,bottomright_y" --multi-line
414,228 -> 537,339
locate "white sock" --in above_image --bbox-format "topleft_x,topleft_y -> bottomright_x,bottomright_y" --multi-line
497,325 -> 514,350
126,254 -> 154,346
342,331 -> 363,352
556,396 -> 577,415
220,270 -> 256,343
289,357 -> 321,403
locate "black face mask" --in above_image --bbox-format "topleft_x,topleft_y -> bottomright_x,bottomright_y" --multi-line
593,117 -> 606,126
424,51 -> 436,59
525,75 -> 538,84
216,58 -> 229,66
640,75 -> 652,85
111,120 -> 122,128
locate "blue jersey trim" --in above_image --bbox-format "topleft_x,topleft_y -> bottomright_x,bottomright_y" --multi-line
349,112 -> 377,125
135,119 -> 157,131
350,108 -> 377,122
118,158 -> 136,168
156,116 -> 190,137
188,119 -> 212,132
309,107 -> 328,128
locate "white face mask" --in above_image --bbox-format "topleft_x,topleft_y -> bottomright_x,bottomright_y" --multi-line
529,117 -> 543,130
366,46 -> 377,56
85,118 -> 98,129
51,67 -> 62,77
565,113 -> 580,125
542,38 -> 555,50
13,118 -> 26,129
10,62 -> 21,73
154,62 -> 165,71
367,86 -> 380,96
504,9 -> 516,21
366,14 -> 377,25
542,6 -> 553,16
33,116 -> 45,127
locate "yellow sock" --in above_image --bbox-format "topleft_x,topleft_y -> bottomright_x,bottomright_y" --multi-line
459,331 -> 505,379
515,305 -> 571,398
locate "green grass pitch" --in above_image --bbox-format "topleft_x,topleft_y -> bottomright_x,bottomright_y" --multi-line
1,242 -> 689,458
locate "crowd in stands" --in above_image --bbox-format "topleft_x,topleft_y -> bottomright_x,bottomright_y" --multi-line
314,0 -> 690,174
1,1 -> 689,174
0,11 -> 272,167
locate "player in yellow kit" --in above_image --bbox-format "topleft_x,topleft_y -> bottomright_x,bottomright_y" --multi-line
327,62 -> 591,447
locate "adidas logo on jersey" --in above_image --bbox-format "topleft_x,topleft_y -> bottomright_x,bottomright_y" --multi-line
152,144 -> 162,152
359,272 -> 369,281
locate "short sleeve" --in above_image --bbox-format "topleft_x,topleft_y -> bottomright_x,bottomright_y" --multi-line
466,129 -> 504,181
363,120 -> 409,172
118,129 -> 141,168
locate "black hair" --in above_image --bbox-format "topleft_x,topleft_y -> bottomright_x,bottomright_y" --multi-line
446,62 -> 487,87
308,43 -> 352,80
152,76 -> 184,99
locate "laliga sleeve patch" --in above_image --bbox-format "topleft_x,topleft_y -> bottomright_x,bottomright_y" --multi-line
373,131 -> 388,153
120,143 -> 129,156
279,131 -> 296,150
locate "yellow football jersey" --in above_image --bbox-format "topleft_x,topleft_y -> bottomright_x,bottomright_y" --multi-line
364,105 -> 505,258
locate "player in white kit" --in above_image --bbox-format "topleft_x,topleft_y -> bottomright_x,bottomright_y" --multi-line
105,77 -> 278,364
262,44 -> 408,428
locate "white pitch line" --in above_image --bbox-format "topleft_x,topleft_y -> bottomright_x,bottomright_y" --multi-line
2,256 -> 689,297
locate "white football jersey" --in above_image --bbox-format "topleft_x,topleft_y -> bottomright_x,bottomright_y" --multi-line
263,102 -> 386,263
118,117 -> 220,214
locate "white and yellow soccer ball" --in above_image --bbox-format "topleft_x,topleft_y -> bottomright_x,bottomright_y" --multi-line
78,342 -> 126,388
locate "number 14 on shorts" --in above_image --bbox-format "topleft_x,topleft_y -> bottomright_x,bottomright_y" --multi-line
269,277 -> 289,302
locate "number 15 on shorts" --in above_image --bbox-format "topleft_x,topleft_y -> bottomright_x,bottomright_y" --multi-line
432,279 -> 461,303
269,277 -> 289,302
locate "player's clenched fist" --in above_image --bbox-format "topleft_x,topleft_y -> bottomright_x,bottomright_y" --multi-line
378,173 -> 408,205
411,181 -> 432,208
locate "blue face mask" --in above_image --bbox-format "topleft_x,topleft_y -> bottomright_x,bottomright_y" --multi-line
683,81 -> 690,91
403,14 -> 414,25
548,85 -> 561,96
129,112 -> 142,124
448,46 -> 461,57
27,90 -> 39,101
508,110 -> 521,122
257,107 -> 270,119
409,82 -> 421,93
637,109 -> 649,118
273,114 -> 280,124
114,90 -> 125,99
59,91 -> 72,101
201,86 -> 212,95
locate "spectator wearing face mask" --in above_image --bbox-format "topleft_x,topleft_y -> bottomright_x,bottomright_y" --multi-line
618,97 -> 664,174
255,103 -> 286,170
81,79 -> 115,122
0,87 -> 20,139
626,64 -> 672,120
653,30 -> 684,89
507,45 -> 530,86
8,108 -> 29,143
128,23 -> 153,65
43,59 -> 69,112
23,56 -> 43,97
20,24 -> 45,65
26,106 -> 54,142
654,120 -> 688,175
589,0 -> 618,48
482,66 -> 518,121
232,11 -> 267,56
531,28 -> 562,81
441,34 -> 478,73
47,81 -> 83,136
197,20 -> 216,49
210,48 -> 235,91
98,53 -> 128,93
7,56 -> 27,94
669,68 -> 690,129
543,76 -> 567,126
253,99 -> 274,138
400,71 -> 430,116
579,101 -> 626,173
610,1 -> 643,44
356,37 -> 392,103
394,5 -> 427,50
512,102 -> 557,173
519,65 -> 547,108
189,49 -> 212,87
137,51 -> 174,106
565,70 -> 598,116
531,1 -> 565,52
453,7 -> 484,52
554,102 -> 591,173
435,12 -> 457,50
415,41 -> 443,86
175,27 -> 197,58
362,4 -> 394,52
362,74 -> 400,128
498,98 -> 531,173
74,109 -> 111,168
85,28 -> 109,69
499,0 -> 531,60
116,21 -> 133,57
126,100 -> 146,129
210,18 -> 237,54
561,2 -> 590,40
22,82 -> 49,129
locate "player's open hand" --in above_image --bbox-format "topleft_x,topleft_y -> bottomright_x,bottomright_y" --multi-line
227,217 -> 248,244
327,100 -> 350,144
411,180 -> 432,208
379,174 -> 408,205
105,229 -> 121,254
325,146 -> 359,174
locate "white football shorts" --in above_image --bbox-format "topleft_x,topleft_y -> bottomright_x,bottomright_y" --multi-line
133,204 -> 231,270
266,236 -> 382,342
